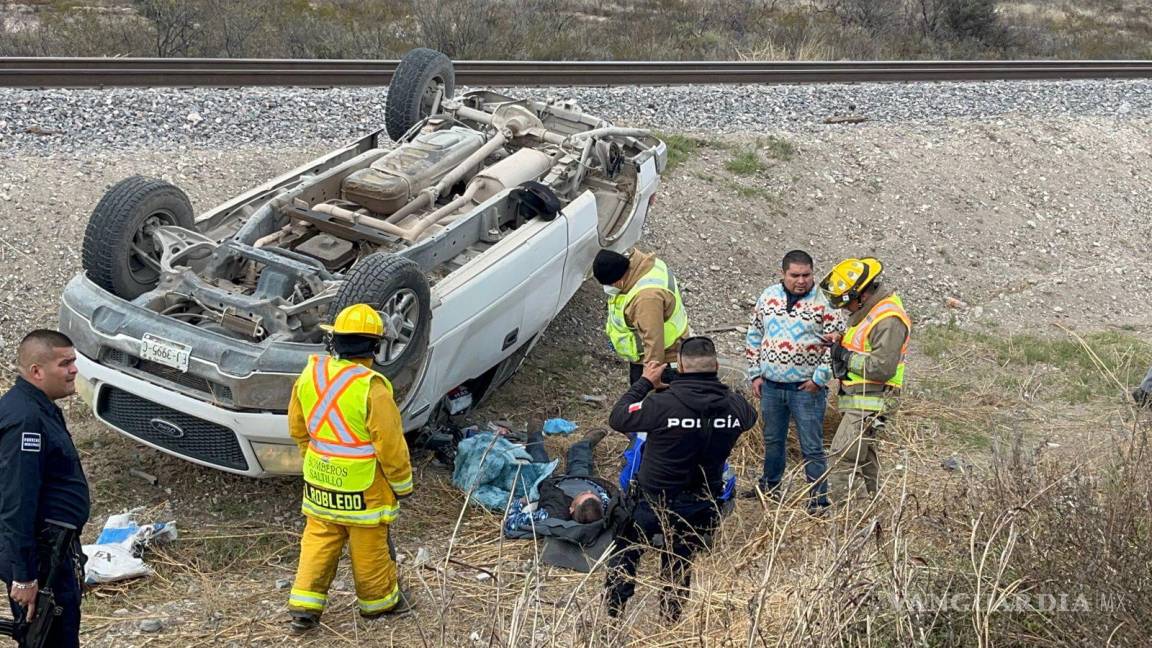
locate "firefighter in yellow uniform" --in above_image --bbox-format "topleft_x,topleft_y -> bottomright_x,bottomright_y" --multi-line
819,258 -> 911,501
287,304 -> 414,632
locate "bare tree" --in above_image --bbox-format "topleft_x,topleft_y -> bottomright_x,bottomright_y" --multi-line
822,0 -> 903,34
132,0 -> 202,57
409,0 -> 501,59
911,0 -> 1000,43
203,0 -> 268,58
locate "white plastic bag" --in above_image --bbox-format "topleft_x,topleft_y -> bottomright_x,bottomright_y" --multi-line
82,544 -> 153,584
82,508 -> 177,584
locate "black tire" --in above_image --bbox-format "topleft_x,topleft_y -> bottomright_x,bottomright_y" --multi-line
329,253 -> 432,389
82,176 -> 194,299
385,48 -> 455,142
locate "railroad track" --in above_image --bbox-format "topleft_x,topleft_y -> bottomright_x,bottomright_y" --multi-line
2,58 -> 1151,87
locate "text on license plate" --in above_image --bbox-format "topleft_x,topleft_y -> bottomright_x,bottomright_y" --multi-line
140,334 -> 191,372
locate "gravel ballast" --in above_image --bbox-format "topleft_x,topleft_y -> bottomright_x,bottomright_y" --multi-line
2,78 -> 1152,153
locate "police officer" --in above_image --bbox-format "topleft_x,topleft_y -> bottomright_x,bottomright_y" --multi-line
287,304 -> 415,631
594,248 -> 690,384
604,336 -> 756,621
0,330 -> 90,648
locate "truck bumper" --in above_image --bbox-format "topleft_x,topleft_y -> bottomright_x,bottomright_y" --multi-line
77,353 -> 300,477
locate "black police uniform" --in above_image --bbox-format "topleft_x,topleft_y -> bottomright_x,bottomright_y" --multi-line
605,371 -> 756,620
0,377 -> 90,648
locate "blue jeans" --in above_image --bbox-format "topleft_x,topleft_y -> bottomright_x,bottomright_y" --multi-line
525,429 -> 594,476
759,381 -> 829,505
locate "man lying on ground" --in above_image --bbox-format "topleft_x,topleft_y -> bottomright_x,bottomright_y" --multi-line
503,425 -> 615,533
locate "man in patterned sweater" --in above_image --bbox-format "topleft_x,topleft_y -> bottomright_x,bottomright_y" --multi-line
745,250 -> 844,510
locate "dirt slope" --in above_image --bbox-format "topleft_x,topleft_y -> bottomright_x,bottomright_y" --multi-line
0,115 -> 1148,645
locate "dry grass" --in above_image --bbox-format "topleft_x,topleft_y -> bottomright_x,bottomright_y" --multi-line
74,323 -> 1151,646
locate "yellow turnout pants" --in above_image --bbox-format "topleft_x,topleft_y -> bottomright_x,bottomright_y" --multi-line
288,516 -> 400,616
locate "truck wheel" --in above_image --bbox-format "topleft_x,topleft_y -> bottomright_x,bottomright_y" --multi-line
329,253 -> 432,394
385,48 -> 455,141
82,176 -> 194,299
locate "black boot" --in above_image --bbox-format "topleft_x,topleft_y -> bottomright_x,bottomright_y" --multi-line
659,590 -> 684,622
582,427 -> 610,447
289,610 -> 320,633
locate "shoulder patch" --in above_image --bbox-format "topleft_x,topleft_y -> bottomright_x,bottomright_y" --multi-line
628,402 -> 643,413
20,432 -> 41,453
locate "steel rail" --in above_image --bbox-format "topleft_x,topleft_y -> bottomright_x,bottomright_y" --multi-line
2,58 -> 1151,87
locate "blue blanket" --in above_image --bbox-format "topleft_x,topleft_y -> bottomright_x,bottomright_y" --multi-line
451,432 -> 558,511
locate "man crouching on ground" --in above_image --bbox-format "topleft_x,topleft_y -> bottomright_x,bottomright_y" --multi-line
603,336 -> 757,622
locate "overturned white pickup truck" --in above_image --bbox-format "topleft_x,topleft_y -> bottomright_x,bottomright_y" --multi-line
59,48 -> 666,477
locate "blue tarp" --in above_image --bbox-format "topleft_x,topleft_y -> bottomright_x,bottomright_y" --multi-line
452,431 -> 558,511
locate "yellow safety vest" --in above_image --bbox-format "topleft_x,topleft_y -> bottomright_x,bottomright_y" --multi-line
604,258 -> 689,362
841,294 -> 911,391
296,355 -> 395,526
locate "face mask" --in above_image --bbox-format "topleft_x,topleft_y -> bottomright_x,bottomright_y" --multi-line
602,285 -> 622,296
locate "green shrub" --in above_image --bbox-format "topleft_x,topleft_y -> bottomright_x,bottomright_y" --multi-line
725,149 -> 763,175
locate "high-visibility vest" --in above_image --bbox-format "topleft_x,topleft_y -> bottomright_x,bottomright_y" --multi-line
841,294 -> 911,390
604,258 -> 689,362
296,355 -> 395,526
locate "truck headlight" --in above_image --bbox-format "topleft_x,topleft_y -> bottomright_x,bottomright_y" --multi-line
252,442 -> 303,475
74,376 -> 96,409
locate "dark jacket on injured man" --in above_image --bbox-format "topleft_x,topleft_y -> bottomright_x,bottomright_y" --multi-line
609,373 -> 757,498
503,474 -> 627,545
504,475 -> 617,532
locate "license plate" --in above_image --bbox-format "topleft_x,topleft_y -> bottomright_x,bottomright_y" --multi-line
140,334 -> 191,372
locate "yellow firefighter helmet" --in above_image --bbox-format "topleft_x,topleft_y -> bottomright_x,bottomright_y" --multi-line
820,258 -> 883,308
321,303 -> 385,338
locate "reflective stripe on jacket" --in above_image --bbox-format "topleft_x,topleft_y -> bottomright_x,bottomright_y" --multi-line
842,294 -> 911,392
604,258 -> 689,362
295,355 -> 399,525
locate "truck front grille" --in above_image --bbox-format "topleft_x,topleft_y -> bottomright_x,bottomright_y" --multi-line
97,386 -> 248,471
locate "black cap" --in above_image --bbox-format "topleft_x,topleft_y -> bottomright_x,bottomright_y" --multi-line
593,249 -> 630,285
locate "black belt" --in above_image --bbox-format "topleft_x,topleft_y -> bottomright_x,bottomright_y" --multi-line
638,487 -> 713,506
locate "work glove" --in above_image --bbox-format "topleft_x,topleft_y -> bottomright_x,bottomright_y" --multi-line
829,343 -> 851,380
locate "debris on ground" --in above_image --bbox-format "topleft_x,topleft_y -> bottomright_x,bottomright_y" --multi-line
82,509 -> 177,585
138,619 -> 163,633
128,468 -> 158,486
941,456 -> 971,472
824,114 -> 868,125
542,418 -> 578,435
414,547 -> 431,567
